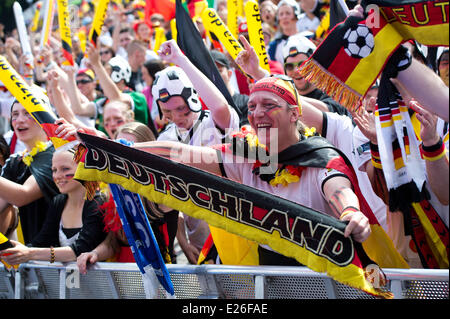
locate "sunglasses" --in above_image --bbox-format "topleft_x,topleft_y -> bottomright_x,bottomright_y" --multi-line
270,74 -> 299,107
100,50 -> 111,56
76,79 -> 93,85
284,60 -> 305,72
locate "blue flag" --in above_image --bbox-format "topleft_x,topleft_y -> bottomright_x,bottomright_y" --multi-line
109,183 -> 174,296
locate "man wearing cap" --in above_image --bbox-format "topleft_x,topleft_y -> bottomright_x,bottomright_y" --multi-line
76,69 -> 98,102
153,40 -> 240,264
282,35 -> 353,118
132,75 -> 373,266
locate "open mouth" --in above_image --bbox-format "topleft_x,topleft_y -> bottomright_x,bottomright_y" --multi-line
256,123 -> 273,133
16,127 -> 29,133
257,123 -> 272,129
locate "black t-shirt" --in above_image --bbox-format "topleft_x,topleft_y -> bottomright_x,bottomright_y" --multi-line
129,69 -> 144,92
31,193 -> 107,257
1,147 -> 59,244
232,93 -> 250,127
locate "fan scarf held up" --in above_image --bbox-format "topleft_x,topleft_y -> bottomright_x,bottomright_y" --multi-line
297,0 -> 449,112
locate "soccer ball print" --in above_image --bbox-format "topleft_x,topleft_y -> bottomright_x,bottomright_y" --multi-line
343,24 -> 374,59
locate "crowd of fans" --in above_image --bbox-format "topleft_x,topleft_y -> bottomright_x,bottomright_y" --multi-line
0,0 -> 448,273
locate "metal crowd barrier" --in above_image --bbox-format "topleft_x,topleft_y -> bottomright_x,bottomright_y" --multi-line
0,261 -> 448,299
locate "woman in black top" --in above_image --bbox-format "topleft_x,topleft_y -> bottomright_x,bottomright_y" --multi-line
0,148 -> 107,264
0,99 -> 59,244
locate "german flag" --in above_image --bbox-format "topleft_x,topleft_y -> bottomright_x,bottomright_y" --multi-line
0,233 -> 13,251
0,232 -> 18,271
298,0 -> 449,112
175,0 -> 241,117
186,0 -> 209,18
411,200 -> 449,269
88,0 -> 110,47
57,0 -> 74,66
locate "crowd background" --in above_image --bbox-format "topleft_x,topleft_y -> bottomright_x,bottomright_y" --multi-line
0,0 -> 448,273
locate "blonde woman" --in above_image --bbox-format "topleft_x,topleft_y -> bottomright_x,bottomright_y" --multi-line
0,148 -> 107,264
77,122 -> 178,274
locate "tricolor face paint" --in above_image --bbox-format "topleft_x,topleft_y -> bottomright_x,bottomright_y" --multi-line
52,151 -> 80,193
247,91 -> 294,152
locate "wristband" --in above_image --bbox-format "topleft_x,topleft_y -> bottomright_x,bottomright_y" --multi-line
370,142 -> 382,169
50,246 -> 55,263
340,206 -> 359,220
420,137 -> 446,162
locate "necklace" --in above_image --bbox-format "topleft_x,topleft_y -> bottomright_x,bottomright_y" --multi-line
232,126 -> 317,187
21,141 -> 52,166
252,161 -> 305,187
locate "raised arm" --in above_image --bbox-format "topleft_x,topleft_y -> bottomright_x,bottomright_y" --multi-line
410,101 -> 449,205
85,42 -> 124,103
396,59 -> 449,122
59,65 -> 96,118
46,70 -> 87,128
235,35 -> 270,81
157,40 -> 232,131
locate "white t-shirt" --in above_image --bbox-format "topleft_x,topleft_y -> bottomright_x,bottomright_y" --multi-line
296,13 -> 320,33
157,107 -> 240,147
221,152 -> 343,253
323,112 -> 388,230
270,32 -> 315,65
157,107 -> 240,250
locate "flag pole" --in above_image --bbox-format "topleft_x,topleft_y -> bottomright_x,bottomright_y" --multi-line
337,0 -> 349,15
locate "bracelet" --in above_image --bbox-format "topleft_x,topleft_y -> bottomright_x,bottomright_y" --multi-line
370,142 -> 382,169
340,206 -> 359,220
420,137 -> 446,162
50,246 -> 55,263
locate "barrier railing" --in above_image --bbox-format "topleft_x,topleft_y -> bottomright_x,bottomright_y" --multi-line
1,262 -> 448,299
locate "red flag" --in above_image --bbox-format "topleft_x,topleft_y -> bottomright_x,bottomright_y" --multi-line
145,0 -> 176,22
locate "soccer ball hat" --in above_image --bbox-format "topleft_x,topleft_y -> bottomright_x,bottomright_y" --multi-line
108,56 -> 132,84
282,34 -> 317,62
152,66 -> 202,118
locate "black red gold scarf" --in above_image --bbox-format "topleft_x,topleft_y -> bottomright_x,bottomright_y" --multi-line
73,132 -> 408,298
298,0 -> 449,111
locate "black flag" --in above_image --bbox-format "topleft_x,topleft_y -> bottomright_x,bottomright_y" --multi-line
329,0 -> 349,29
175,0 -> 242,118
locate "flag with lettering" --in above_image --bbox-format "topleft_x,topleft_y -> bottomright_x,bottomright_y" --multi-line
73,132 -> 406,298
298,0 -> 449,112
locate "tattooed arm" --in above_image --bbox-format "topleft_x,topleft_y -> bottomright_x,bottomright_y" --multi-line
322,175 -> 371,243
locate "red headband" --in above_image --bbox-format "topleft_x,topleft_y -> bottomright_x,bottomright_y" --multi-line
250,77 -> 298,107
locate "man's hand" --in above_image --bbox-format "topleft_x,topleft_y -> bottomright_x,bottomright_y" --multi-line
341,210 -> 371,243
235,35 -> 268,81
409,100 -> 440,147
157,40 -> 185,65
352,108 -> 378,144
